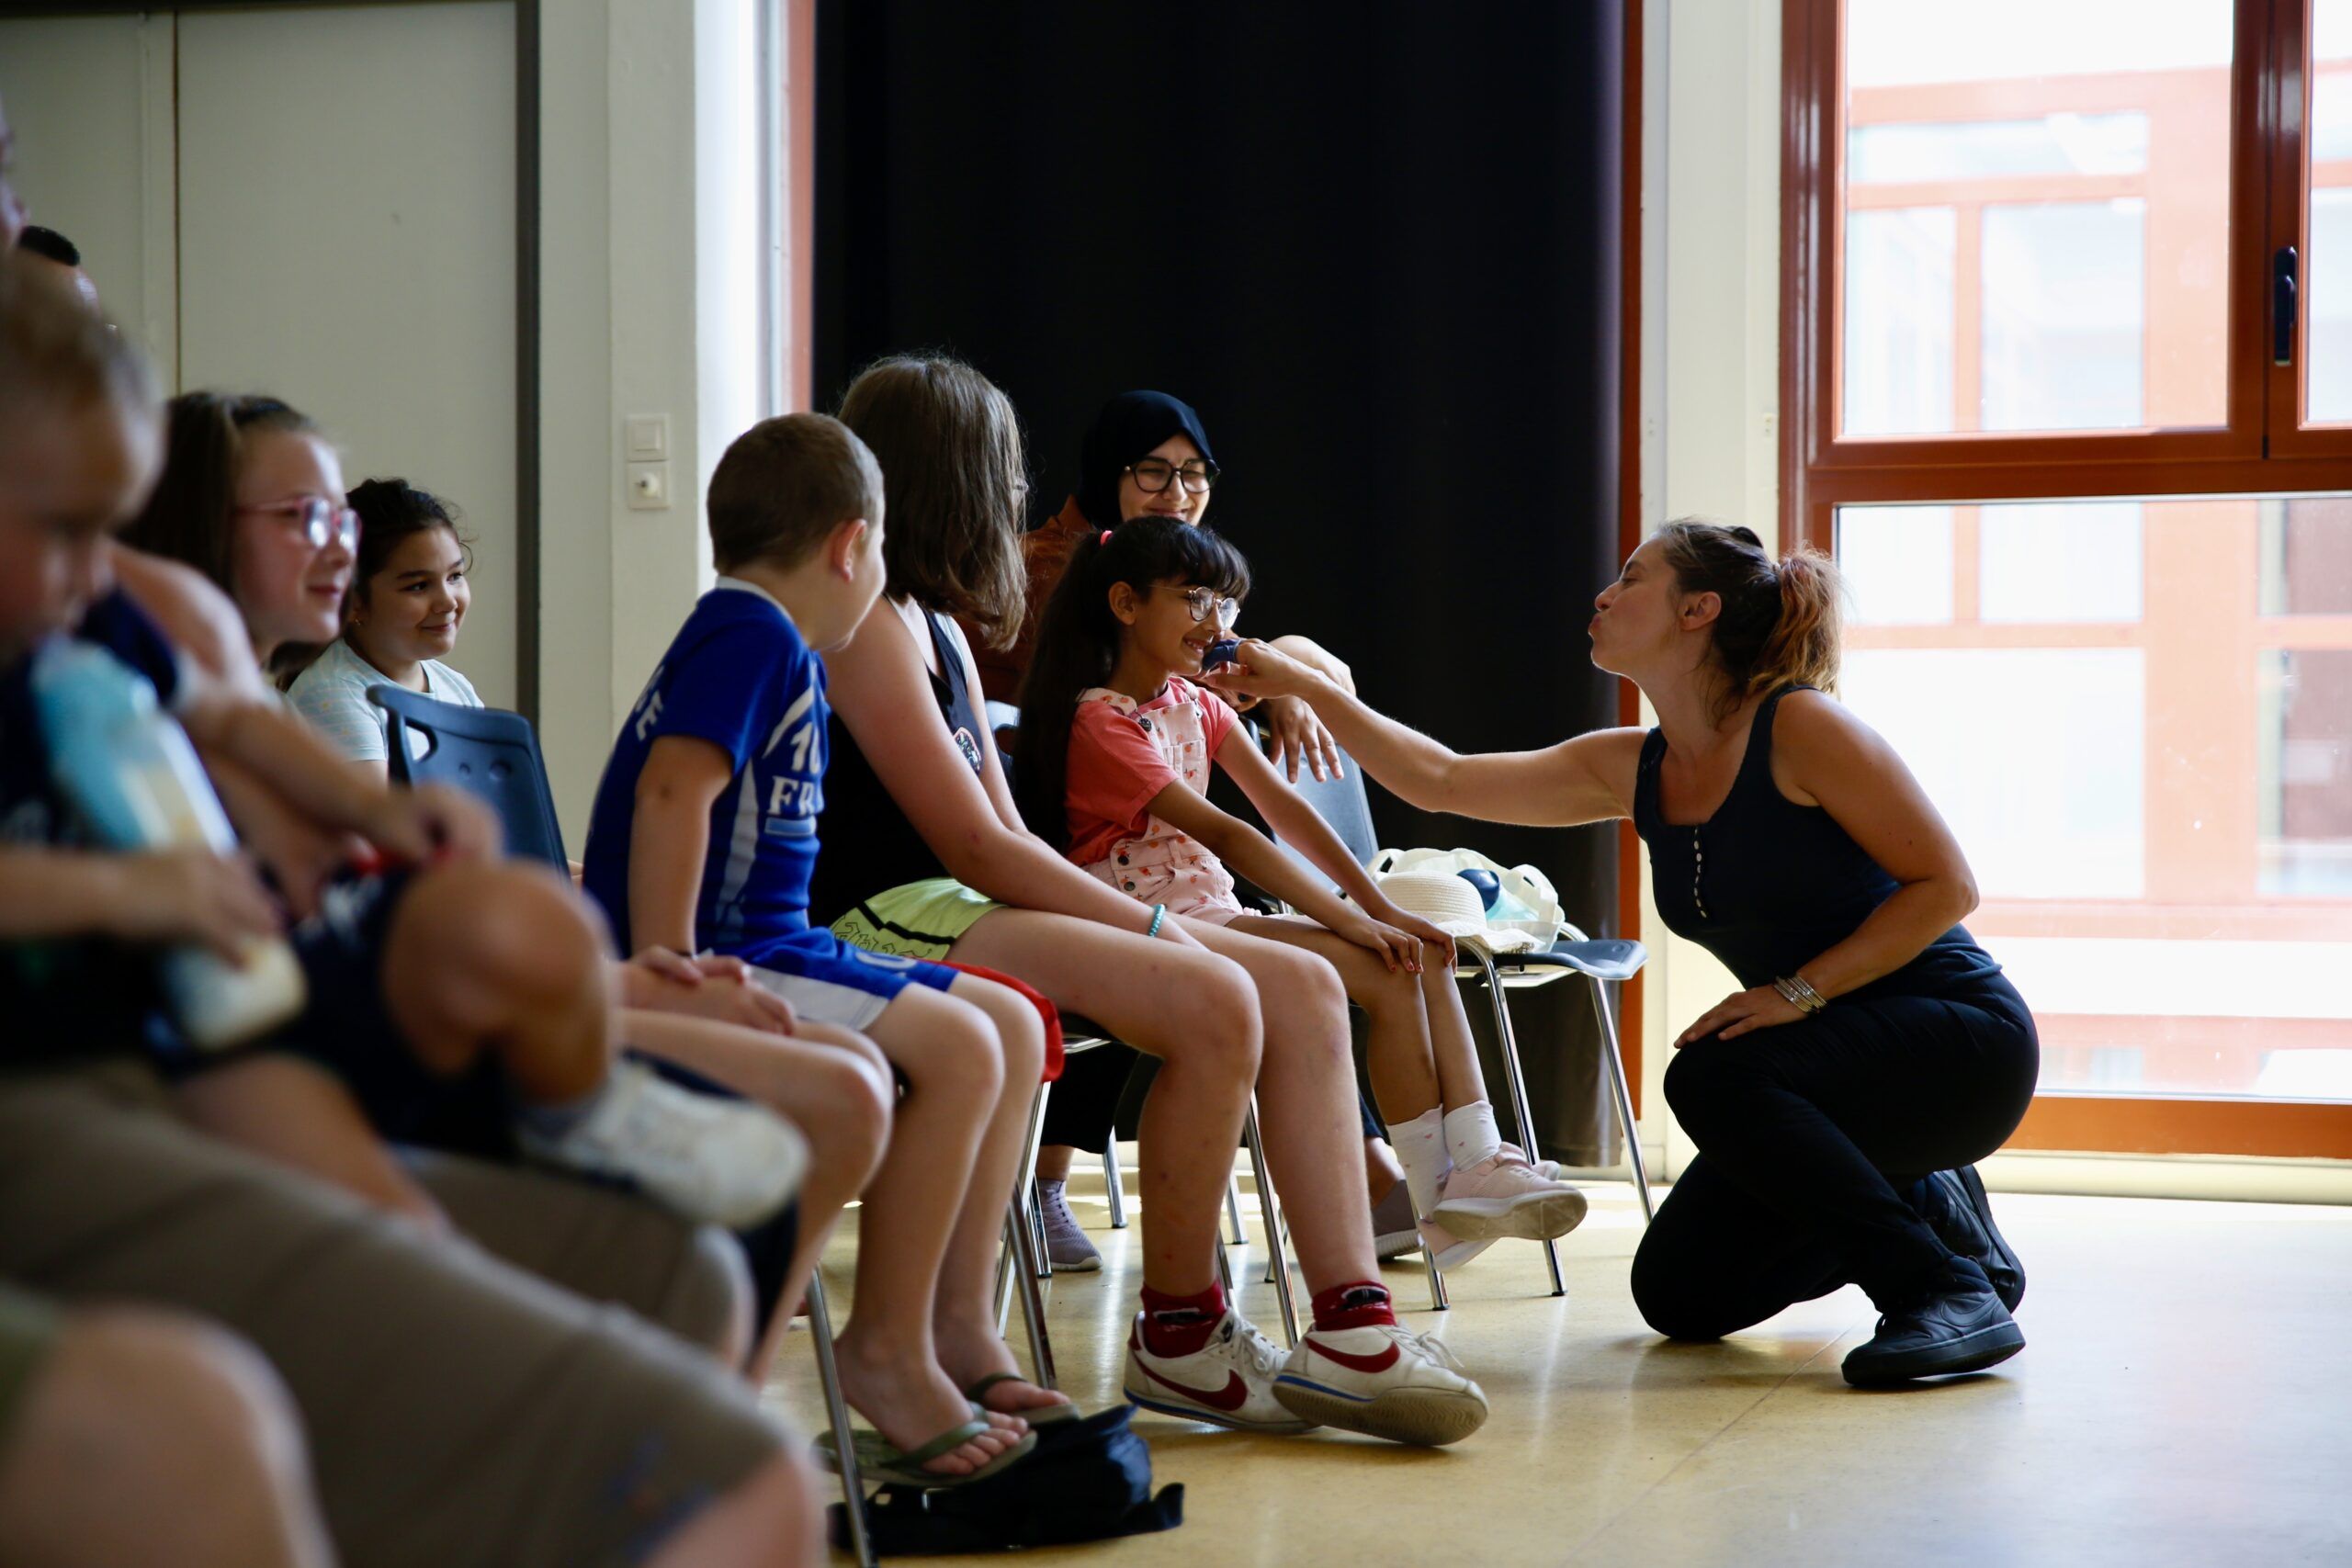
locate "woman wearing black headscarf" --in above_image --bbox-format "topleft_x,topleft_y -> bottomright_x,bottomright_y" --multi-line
967,390 -> 1410,1271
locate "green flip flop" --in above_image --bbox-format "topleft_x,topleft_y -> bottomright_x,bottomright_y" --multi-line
966,1371 -> 1082,1426
815,1416 -> 1037,1490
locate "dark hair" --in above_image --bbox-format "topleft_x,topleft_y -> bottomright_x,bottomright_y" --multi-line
707,412 -> 884,573
121,392 -> 318,594
346,478 -> 469,610
1654,519 -> 1843,716
1012,517 -> 1252,850
17,225 -> 79,268
1074,389 -> 1216,527
0,253 -> 151,431
837,355 -> 1028,649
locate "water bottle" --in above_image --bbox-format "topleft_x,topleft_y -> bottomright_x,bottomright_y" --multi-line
31,640 -> 307,1050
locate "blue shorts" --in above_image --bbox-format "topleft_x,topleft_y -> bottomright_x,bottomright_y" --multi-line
730,926 -> 956,1031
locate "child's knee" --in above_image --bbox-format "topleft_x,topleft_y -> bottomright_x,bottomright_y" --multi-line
816,1050 -> 892,1179
896,998 -> 1003,1102
419,864 -> 602,1001
1189,955 -> 1263,1078
973,983 -> 1046,1085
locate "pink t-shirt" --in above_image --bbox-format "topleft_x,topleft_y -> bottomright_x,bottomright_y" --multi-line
1064,676 -> 1238,867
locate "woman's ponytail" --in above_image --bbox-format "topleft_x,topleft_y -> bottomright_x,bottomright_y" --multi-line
1655,519 -> 1845,717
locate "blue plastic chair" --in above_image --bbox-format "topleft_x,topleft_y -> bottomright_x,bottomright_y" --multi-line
1273,741 -> 1656,1298
370,684 -> 569,870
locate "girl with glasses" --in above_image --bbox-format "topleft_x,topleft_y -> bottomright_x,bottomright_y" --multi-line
1019,520 -> 1590,1271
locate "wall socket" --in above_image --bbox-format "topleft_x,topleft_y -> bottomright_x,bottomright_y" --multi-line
626,461 -> 671,510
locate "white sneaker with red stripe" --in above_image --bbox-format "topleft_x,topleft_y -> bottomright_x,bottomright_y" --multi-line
1122,1310 -> 1317,1434
1273,1323 -> 1489,1446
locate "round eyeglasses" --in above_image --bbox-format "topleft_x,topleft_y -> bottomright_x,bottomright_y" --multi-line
1125,457 -> 1219,496
1162,585 -> 1239,626
238,497 -> 360,554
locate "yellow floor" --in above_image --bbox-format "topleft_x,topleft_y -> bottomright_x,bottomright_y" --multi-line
761,1161 -> 2352,1567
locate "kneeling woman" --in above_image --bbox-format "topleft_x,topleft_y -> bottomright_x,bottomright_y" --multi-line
1208,521 -> 2036,1386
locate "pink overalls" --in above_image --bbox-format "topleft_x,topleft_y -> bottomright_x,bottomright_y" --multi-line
1073,685 -> 1247,924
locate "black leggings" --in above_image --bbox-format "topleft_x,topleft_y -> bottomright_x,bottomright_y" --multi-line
1630,976 -> 2038,1338
1040,1044 -> 1385,1152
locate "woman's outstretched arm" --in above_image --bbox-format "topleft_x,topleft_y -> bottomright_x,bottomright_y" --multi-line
1204,638 -> 1641,829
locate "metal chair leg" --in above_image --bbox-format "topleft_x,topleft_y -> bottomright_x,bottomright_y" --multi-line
1242,1097 -> 1299,1345
1215,1233 -> 1234,1292
1005,1201 -> 1057,1390
1225,1173 -> 1248,1247
806,1276 -> 874,1568
1588,978 -> 1656,1224
1103,1136 -> 1128,1228
999,1081 -> 1054,1329
1473,950 -> 1566,1298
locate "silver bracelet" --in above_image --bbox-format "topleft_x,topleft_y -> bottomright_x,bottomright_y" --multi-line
1773,975 -> 1826,1015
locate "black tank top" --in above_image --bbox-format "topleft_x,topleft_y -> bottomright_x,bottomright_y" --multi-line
808,605 -> 989,927
1633,686 -> 2002,1001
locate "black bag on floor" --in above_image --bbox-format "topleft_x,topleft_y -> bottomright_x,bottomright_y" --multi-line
827,1402 -> 1183,1556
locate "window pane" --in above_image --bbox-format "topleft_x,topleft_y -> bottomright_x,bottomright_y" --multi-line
1840,0 -> 2231,436
1838,505 -> 1954,624
1843,209 -> 1956,434
1835,496 -> 2352,1100
2259,649 -> 2352,896
1979,501 -> 2143,622
2310,6 -> 2352,425
2259,497 -> 2352,615
1981,200 -> 2146,431
1850,113 -> 2148,184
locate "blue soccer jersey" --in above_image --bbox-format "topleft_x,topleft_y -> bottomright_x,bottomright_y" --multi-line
583,579 -> 831,956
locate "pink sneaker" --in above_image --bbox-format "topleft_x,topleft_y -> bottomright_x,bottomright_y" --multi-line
1499,1142 -> 1567,1183
1430,1152 -> 1589,1242
1419,1214 -> 1495,1269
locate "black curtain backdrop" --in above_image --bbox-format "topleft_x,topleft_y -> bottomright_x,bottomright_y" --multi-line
816,1 -> 1626,934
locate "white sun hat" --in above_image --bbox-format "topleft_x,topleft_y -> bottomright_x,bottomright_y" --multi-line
1373,870 -> 1498,942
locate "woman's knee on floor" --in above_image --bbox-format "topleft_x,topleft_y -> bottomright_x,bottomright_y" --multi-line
1661,1040 -> 1768,1139
1627,1234 -> 1736,1342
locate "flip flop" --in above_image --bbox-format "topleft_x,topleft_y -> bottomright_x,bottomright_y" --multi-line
966,1371 -> 1081,1426
815,1416 -> 1037,1489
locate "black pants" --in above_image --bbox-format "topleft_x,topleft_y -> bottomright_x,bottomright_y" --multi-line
1630,976 -> 2038,1338
1039,1044 -> 1385,1152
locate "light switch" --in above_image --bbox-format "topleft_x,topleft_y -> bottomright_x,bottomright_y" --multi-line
626,461 -> 672,511
625,414 -> 670,460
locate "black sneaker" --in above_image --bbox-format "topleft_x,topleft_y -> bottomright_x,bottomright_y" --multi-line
1840,1257 -> 2025,1387
1917,1167 -> 2025,1312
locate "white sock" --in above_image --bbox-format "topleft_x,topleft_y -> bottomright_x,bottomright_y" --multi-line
1443,1101 -> 1504,1171
1390,1107 -> 1447,1216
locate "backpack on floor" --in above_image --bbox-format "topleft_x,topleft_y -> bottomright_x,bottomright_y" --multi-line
828,1402 -> 1183,1556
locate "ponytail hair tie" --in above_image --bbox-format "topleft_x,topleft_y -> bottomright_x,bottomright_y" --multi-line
1100,530 -> 1113,546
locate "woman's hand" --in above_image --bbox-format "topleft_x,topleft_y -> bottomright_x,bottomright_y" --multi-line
1335,910 -> 1426,974
1202,638 -> 1318,705
1675,985 -> 1806,1047
1261,694 -> 1344,784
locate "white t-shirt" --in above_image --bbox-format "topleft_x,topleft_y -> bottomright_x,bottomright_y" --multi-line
287,637 -> 483,763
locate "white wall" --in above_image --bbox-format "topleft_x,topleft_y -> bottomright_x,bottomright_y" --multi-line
537,0 -> 774,846
1639,0 -> 1785,1179
0,4 -> 521,712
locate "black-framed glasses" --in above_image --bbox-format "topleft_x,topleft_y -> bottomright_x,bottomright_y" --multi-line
238,497 -> 360,553
1126,457 -> 1219,496
1162,585 -> 1239,626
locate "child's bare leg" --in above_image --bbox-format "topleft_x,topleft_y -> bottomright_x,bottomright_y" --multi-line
1179,919 -> 1379,1291
380,863 -> 610,1102
618,1010 -> 892,1371
823,984 -> 1023,1475
926,974 -> 1065,1417
1227,915 -> 1438,1123
1421,962 -> 1490,1111
948,910 -> 1257,1298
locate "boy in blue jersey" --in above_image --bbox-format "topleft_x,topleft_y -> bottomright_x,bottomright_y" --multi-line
585,413 -> 1070,1483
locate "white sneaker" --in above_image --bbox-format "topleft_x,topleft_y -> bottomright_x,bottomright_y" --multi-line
1123,1310 -> 1316,1434
517,1059 -> 806,1228
1274,1322 -> 1489,1446
1430,1152 -> 1589,1242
